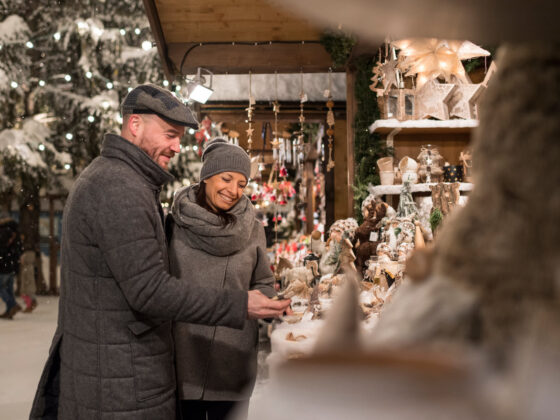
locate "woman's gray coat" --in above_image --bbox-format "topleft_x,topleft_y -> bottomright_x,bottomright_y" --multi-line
169,185 -> 275,401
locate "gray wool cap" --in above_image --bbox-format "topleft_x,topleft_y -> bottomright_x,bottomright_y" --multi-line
121,84 -> 198,128
200,138 -> 251,181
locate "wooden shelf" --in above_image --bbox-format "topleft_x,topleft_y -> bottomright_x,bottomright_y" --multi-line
369,119 -> 476,166
369,119 -> 478,135
368,182 -> 474,196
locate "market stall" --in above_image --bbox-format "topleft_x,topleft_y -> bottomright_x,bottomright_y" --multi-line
144,0 -> 560,418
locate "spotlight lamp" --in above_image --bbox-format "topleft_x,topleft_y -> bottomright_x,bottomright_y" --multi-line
185,67 -> 214,104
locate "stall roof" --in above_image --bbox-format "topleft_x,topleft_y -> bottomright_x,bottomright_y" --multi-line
142,0 -> 335,79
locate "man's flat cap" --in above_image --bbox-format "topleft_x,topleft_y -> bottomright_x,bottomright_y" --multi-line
121,84 -> 198,128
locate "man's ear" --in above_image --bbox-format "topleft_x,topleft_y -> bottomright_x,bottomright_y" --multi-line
128,114 -> 143,137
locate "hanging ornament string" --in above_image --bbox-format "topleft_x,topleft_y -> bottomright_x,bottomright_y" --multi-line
270,71 -> 281,252
325,68 -> 336,172
245,71 -> 255,156
298,70 -> 307,172
270,71 -> 281,187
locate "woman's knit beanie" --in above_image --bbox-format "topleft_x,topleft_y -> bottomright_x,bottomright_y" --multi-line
199,138 -> 252,181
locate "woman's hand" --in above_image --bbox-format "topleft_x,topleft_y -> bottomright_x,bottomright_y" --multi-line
247,290 -> 291,319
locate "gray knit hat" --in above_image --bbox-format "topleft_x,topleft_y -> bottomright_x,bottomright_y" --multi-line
121,84 -> 198,128
200,138 -> 251,181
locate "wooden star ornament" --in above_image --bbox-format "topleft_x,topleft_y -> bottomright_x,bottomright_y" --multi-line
414,79 -> 456,120
448,84 -> 484,119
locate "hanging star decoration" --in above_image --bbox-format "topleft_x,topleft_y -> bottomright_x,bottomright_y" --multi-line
325,91 -> 336,171
414,79 -> 456,120
296,88 -> 307,168
370,60 -> 384,93
393,38 -> 489,89
270,100 -> 280,149
246,96 -> 255,155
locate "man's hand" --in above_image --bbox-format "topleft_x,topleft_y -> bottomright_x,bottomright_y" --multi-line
247,290 -> 291,319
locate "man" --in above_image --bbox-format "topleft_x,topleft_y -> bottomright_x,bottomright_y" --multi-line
0,217 -> 23,319
30,84 -> 290,419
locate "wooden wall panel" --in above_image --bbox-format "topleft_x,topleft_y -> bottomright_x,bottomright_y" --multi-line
392,132 -> 471,166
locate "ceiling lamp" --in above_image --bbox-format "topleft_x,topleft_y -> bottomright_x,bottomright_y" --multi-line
185,67 -> 214,104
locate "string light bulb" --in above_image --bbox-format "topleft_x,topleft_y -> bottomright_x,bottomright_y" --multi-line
87,115 -> 95,123
38,80 -> 45,87
106,82 -> 113,89
53,32 -> 61,41
134,28 -> 141,35
66,133 -> 73,140
85,71 -> 92,79
119,29 -> 126,36
25,41 -> 34,48
10,81 -> 18,88
163,80 -> 169,87
64,164 -> 71,170
38,144 -> 45,151
141,40 -> 152,51
64,74 -> 71,82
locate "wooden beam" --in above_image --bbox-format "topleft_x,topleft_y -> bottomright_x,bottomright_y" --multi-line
333,117 -> 349,220
142,0 -> 175,80
168,42 -> 333,75
154,0 -> 324,44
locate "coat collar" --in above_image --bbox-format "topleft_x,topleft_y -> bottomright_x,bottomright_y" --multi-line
171,184 -> 255,256
101,133 -> 174,188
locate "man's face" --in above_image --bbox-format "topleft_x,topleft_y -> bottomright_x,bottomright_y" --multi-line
135,115 -> 184,170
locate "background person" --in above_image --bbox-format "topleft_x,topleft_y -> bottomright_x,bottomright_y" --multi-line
169,138 -> 279,420
0,217 -> 23,319
30,84 -> 290,420
20,243 -> 38,313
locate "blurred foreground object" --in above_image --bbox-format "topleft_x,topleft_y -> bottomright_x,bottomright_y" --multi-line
267,0 -> 560,44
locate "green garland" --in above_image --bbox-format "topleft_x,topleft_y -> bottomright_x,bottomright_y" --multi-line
352,55 -> 392,222
320,31 -> 357,69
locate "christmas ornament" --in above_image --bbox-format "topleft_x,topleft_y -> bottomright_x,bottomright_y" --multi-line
396,181 -> 418,218
296,71 -> 307,170
370,44 -> 402,94
447,83 -> 484,119
414,79 -> 455,120
325,69 -> 336,172
246,72 -> 255,156
393,38 -> 489,88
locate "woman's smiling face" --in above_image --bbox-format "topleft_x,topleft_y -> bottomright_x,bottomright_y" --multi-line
204,171 -> 248,211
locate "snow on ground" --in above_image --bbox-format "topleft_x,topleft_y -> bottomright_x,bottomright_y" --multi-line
0,297 -> 58,420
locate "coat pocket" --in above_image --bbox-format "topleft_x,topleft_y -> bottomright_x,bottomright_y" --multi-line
127,320 -> 175,402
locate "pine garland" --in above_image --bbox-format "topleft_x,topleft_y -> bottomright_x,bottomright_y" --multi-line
351,55 -> 392,222
320,31 -> 356,69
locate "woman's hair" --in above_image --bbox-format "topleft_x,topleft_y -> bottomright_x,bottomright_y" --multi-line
195,182 -> 237,227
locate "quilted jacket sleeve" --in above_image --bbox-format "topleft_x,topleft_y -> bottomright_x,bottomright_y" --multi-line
91,180 -> 247,329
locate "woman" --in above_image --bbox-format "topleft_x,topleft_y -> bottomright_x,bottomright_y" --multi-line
169,138 -> 276,420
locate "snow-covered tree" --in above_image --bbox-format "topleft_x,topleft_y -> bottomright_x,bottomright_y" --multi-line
0,0 -> 201,290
